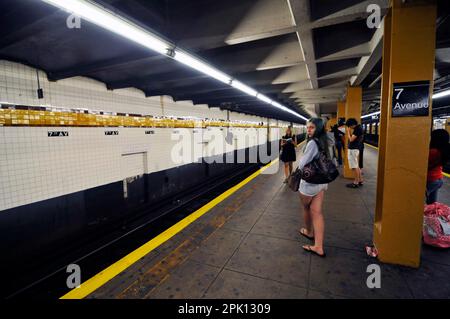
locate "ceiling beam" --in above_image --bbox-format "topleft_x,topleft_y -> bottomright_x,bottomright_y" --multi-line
287,0 -> 318,90
176,0 -> 389,51
295,97 -> 341,103
305,0 -> 389,30
192,96 -> 259,105
107,72 -> 208,90
290,88 -> 345,99
287,0 -> 318,115
350,17 -> 385,86
318,67 -> 359,80
144,82 -> 230,98
168,90 -> 249,102
0,5 -> 59,50
48,53 -> 164,81
315,43 -> 372,63
282,80 -> 319,93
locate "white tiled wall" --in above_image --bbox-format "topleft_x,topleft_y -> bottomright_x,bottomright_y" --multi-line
0,126 -> 272,211
0,60 -> 284,212
0,60 -> 263,122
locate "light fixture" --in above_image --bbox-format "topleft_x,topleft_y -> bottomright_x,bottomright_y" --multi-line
231,80 -> 257,97
256,94 -> 272,104
361,111 -> 381,119
174,50 -> 231,84
42,0 -> 170,55
433,89 -> 450,99
40,0 -> 307,121
271,101 -> 309,121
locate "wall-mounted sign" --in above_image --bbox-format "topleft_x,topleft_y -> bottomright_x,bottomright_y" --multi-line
48,131 -> 68,137
392,81 -> 430,117
145,130 -> 155,135
105,131 -> 119,135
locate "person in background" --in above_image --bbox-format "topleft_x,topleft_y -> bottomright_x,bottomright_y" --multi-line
426,129 -> 449,204
359,140 -> 365,184
332,119 -> 346,166
297,118 -> 331,257
345,118 -> 364,188
280,126 -> 297,183
325,120 -> 337,166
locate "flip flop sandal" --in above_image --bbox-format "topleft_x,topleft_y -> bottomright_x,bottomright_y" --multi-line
303,245 -> 326,257
298,228 -> 314,240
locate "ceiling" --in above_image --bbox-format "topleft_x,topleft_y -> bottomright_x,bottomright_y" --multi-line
0,0 -> 449,122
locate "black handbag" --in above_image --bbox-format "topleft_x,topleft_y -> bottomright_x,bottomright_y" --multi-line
287,167 -> 302,191
301,139 -> 339,184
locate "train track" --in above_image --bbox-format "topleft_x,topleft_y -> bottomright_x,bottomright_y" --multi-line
4,163 -> 263,300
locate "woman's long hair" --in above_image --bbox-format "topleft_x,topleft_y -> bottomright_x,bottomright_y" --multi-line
285,126 -> 293,137
430,129 -> 450,165
307,117 -> 330,158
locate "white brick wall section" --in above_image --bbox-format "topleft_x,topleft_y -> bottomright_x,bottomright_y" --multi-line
0,61 -> 213,118
0,126 -> 273,212
0,60 -> 288,212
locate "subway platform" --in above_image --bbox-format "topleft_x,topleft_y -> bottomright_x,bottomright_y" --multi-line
84,146 -> 450,299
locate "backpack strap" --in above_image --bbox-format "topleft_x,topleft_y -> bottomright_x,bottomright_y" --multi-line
312,138 -> 323,151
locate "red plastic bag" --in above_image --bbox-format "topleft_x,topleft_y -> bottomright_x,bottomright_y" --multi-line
423,202 -> 450,248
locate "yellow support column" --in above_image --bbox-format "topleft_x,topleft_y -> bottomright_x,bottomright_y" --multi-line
373,0 -> 437,267
343,86 -> 362,179
337,101 -> 345,122
446,118 -> 450,135
373,10 -> 392,252
327,116 -> 337,131
336,101 -> 346,174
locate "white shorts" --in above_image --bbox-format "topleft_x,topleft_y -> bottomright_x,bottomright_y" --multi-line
298,179 -> 328,197
348,149 -> 360,169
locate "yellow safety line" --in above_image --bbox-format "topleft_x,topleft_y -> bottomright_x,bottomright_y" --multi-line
364,142 -> 378,150
296,139 -> 306,148
364,143 -> 450,178
60,159 -> 279,299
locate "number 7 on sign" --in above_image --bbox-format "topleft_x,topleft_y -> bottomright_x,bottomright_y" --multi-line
394,88 -> 404,100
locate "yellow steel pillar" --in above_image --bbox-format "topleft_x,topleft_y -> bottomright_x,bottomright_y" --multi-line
446,118 -> 450,135
337,101 -> 345,122
337,101 -> 346,174
343,86 -> 362,179
327,116 -> 337,131
373,10 -> 391,253
373,0 -> 436,267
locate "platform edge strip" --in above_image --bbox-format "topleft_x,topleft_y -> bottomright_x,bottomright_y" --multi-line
60,159 -> 278,299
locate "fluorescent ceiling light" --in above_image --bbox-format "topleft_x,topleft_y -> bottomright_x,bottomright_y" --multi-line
271,101 -> 309,121
256,94 -> 272,104
231,80 -> 257,97
174,50 -> 231,84
361,111 -> 381,119
42,0 -> 170,54
41,0 -> 307,122
433,89 -> 450,99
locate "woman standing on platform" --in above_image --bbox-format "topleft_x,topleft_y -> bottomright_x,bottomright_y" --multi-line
426,129 -> 449,204
280,126 -> 297,183
297,118 -> 330,257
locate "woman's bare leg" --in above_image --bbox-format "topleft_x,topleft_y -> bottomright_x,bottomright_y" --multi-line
288,162 -> 293,175
284,163 -> 290,179
303,190 -> 325,255
299,193 -> 314,237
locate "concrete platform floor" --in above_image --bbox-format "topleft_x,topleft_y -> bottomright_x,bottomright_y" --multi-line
90,145 -> 450,299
